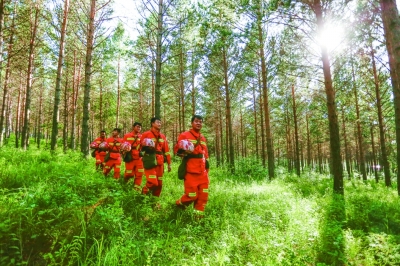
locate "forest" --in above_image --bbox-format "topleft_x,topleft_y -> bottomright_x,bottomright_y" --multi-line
1,0 -> 400,265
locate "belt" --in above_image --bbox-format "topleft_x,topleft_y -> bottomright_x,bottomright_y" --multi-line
186,154 -> 204,159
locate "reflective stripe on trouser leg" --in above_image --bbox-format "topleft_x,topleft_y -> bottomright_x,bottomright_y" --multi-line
194,183 -> 208,212
152,178 -> 162,197
113,163 -> 121,179
178,186 -> 198,207
124,160 -> 135,178
134,162 -> 144,187
142,168 -> 158,195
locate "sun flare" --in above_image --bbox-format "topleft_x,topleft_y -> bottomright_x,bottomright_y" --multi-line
317,23 -> 346,53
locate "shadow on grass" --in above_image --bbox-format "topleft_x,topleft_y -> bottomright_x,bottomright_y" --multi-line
316,193 -> 346,266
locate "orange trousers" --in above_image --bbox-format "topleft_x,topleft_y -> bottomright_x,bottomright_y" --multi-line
176,170 -> 209,212
95,152 -> 106,168
103,157 -> 121,179
124,159 -> 144,190
142,164 -> 164,197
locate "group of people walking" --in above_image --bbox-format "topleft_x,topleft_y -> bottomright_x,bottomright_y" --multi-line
90,115 -> 210,215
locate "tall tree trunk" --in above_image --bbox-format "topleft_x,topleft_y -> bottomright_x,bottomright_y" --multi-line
370,124 -> 379,182
70,56 -> 80,150
63,73 -> 69,152
306,113 -> 312,168
341,106 -> 351,179
22,4 -> 40,150
258,64 -> 266,167
0,4 -> 14,146
371,47 -> 391,186
155,0 -> 163,117
139,76 -> 143,122
179,47 -> 185,131
292,85 -> 300,176
37,84 -> 43,149
314,0 -> 343,193
253,86 -> 259,158
51,0 -> 69,150
379,0 -> 400,194
222,45 -> 235,173
116,56 -> 121,127
81,0 -> 96,156
257,12 -> 274,179
151,62 -> 155,117
15,71 -> 22,148
352,63 -> 367,181
191,54 -> 196,115
218,95 -> 224,165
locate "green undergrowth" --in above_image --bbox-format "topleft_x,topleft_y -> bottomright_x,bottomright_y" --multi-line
0,147 -> 399,265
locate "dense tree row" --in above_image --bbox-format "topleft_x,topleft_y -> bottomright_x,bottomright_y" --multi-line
0,0 -> 399,195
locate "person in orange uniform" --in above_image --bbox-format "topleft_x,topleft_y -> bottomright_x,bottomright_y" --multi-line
123,122 -> 144,190
140,117 -> 171,197
103,128 -> 123,179
93,130 -> 107,170
175,115 -> 209,215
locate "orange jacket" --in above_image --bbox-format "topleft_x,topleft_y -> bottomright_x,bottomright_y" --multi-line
106,137 -> 123,159
123,132 -> 142,159
141,129 -> 171,165
174,129 -> 208,159
94,136 -> 106,155
174,129 -> 208,174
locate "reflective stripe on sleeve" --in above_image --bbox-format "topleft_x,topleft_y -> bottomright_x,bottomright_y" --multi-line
149,175 -> 157,179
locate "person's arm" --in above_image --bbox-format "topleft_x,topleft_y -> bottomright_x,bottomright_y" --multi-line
203,136 -> 209,159
174,133 -> 187,156
163,136 -> 172,172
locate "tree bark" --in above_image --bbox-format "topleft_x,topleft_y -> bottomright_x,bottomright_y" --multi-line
352,62 -> 367,181
257,11 -> 274,179
63,72 -> 69,153
341,106 -> 351,179
22,4 -> 40,149
292,85 -> 301,176
70,55 -> 80,150
116,55 -> 121,127
313,0 -> 343,193
51,0 -> 69,151
37,84 -> 43,149
379,0 -> 400,194
0,4 -> 15,146
155,0 -> 163,117
253,85 -> 259,158
222,45 -> 235,173
371,47 -> 391,186
81,0 -> 96,156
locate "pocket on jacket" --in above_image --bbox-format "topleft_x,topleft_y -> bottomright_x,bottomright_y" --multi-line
109,153 -> 120,160
186,158 -> 204,174
132,150 -> 140,160
156,154 -> 164,165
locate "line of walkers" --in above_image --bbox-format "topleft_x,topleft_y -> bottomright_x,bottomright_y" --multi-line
90,115 -> 210,217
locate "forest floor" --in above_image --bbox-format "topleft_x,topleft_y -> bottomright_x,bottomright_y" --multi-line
1,146 -> 400,265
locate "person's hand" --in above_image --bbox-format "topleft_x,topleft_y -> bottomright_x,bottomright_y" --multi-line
168,164 -> 172,172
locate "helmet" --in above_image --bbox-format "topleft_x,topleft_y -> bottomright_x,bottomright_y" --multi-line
141,138 -> 155,148
98,141 -> 109,151
120,142 -> 131,152
178,139 -> 194,154
90,141 -> 99,149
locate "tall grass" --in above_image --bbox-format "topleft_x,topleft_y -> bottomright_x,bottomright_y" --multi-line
0,148 -> 399,265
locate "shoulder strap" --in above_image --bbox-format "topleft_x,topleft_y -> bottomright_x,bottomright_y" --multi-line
189,131 -> 203,149
151,131 -> 160,148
